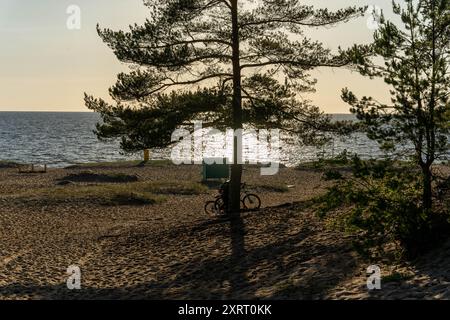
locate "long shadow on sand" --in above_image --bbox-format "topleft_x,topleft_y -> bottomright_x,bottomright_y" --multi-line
364,239 -> 450,300
0,202 -> 359,300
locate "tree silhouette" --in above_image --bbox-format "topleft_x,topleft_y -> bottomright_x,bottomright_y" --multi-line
86,0 -> 368,214
342,0 -> 450,209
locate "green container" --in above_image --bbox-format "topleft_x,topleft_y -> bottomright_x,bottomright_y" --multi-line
202,158 -> 230,181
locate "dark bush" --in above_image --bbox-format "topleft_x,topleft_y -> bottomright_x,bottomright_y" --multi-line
316,156 -> 450,259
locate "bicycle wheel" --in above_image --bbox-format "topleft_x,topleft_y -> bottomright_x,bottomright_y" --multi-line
242,194 -> 261,210
204,201 -> 218,216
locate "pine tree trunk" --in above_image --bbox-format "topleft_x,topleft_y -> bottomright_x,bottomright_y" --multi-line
422,166 -> 433,210
229,0 -> 243,216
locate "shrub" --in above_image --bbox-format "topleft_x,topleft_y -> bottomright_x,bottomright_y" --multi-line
317,156 -> 450,259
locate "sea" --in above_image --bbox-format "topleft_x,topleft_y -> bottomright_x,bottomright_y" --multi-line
0,112 -> 385,168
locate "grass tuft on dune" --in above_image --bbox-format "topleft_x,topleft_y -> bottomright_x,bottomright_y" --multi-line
3,181 -> 209,206
65,160 -> 173,169
60,171 -> 139,183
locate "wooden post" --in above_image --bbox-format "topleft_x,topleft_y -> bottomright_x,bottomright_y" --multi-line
144,149 -> 150,162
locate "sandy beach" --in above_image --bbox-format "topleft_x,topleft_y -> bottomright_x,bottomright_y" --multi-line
0,162 -> 449,300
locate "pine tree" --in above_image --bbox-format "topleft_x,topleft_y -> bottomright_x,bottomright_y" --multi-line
86,0 -> 367,215
342,0 -> 450,210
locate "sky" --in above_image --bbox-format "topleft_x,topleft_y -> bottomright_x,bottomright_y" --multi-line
0,0 -> 394,113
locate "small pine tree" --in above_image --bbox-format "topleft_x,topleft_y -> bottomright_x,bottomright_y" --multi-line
342,0 -> 450,210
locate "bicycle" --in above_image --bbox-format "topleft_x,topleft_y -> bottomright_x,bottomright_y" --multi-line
204,183 -> 261,216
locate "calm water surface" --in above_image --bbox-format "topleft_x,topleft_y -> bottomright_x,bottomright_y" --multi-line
0,112 -> 384,168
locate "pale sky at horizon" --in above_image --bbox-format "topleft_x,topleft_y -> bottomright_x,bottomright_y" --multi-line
0,0 -> 394,113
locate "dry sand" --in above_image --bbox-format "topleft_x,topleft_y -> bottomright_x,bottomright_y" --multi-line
0,163 -> 449,300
